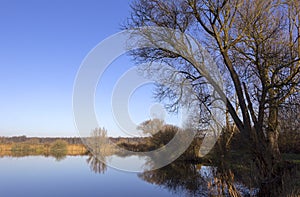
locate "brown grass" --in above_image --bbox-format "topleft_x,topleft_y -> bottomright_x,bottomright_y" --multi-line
0,144 -> 87,156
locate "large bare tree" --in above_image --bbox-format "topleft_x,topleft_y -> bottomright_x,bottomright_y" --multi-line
126,0 -> 300,185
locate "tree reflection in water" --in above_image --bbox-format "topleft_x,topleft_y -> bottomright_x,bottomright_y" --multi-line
85,128 -> 110,174
138,162 -> 209,196
86,153 -> 107,174
83,152 -> 299,196
138,161 -> 273,196
51,152 -> 67,161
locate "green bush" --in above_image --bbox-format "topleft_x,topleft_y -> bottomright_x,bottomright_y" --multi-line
50,140 -> 68,160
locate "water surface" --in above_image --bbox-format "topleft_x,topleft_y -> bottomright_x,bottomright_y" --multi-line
0,156 -> 177,197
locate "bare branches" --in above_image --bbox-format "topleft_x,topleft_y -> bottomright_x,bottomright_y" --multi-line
243,82 -> 258,125
126,0 -> 300,159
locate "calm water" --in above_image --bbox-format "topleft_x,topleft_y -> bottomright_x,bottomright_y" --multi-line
0,156 -> 202,197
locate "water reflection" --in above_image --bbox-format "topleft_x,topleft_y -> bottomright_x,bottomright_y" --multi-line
138,162 -> 260,196
84,151 -> 258,195
138,160 -> 300,196
51,151 -> 67,161
138,162 -> 208,196
86,154 -> 107,174
0,150 -> 68,161
74,153 -> 298,196
1,153 -> 299,196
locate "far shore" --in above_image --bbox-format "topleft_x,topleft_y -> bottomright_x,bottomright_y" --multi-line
0,135 -> 149,158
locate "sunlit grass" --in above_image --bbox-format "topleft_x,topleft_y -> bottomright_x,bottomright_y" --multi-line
0,143 -> 87,157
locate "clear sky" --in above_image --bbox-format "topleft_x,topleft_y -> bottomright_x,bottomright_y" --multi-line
0,0 -> 181,137
0,0 -> 131,137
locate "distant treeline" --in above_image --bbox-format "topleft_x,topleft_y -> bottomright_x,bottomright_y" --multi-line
0,135 -> 149,145
0,136 -> 83,145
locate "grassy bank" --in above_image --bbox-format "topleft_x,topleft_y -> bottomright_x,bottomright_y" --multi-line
0,143 -> 87,157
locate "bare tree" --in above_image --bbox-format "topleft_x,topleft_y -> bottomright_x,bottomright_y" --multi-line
126,0 -> 300,190
88,127 -> 109,156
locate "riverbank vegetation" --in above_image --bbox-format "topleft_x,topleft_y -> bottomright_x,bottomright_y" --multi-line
0,139 -> 87,158
0,124 -> 299,163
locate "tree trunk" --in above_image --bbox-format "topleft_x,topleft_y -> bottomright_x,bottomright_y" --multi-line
267,104 -> 281,160
267,128 -> 280,160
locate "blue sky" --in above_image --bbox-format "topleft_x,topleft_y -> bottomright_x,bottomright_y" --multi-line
0,0 -> 131,136
0,0 -> 182,137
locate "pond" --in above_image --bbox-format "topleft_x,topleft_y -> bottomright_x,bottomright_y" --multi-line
0,155 -> 297,196
0,156 -> 235,197
0,156 -> 179,197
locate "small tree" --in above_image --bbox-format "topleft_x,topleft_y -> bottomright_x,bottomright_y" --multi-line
89,127 -> 109,156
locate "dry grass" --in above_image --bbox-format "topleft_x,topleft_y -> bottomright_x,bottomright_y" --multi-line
0,144 -> 87,156
67,144 -> 88,155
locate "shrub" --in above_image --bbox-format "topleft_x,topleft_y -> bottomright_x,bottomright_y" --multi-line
50,140 -> 68,160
